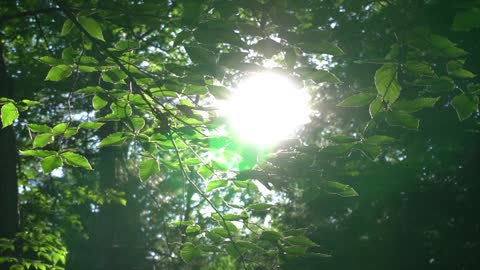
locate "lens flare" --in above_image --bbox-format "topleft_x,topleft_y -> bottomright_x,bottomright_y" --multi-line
220,72 -> 311,146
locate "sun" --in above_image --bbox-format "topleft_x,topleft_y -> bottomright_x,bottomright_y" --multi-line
220,71 -> 311,146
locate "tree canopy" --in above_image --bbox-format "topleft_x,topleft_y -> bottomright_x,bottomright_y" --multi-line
1,0 -> 479,269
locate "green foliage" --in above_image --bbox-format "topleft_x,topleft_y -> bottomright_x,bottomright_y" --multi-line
2,1 -> 480,270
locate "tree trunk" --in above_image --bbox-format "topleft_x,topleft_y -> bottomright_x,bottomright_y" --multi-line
0,40 -> 19,268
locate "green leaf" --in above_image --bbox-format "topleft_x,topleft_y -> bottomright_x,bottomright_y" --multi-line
298,68 -> 340,83
207,85 -> 230,99
337,93 -> 376,107
391,97 -> 440,113
452,93 -> 479,121
284,246 -> 307,256
404,61 -> 434,76
129,117 -> 145,132
75,86 -> 104,94
180,242 -> 202,263
330,135 -> 356,143
139,157 -> 160,181
355,143 -> 382,160
169,220 -> 195,227
61,152 -> 92,170
64,127 -> 78,138
246,203 -> 273,211
106,102 -> 132,119
79,121 -> 104,129
92,95 -> 108,110
99,132 -> 128,147
385,111 -> 420,130
1,103 -> 18,128
20,150 -> 56,157
369,96 -> 384,118
61,19 -> 74,36
300,41 -> 345,55
205,180 -> 228,192
38,56 -> 64,65
310,70 -> 341,83
375,63 -> 401,104
28,123 -> 52,133
260,230 -> 283,242
197,164 -> 213,179
8,264 -> 24,270
52,123 -> 68,135
448,60 -> 476,79
20,99 -> 40,106
211,227 -> 229,238
321,143 -> 355,157
102,69 -> 128,83
78,16 -> 105,41
363,135 -> 397,145
184,46 -> 216,65
41,155 -> 63,173
45,65 -> 72,81
186,225 -> 201,235
33,134 -> 54,148
450,68 -> 476,79
319,181 -> 358,197
452,8 -> 480,31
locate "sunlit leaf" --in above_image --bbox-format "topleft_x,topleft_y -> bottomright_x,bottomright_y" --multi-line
45,65 -> 72,81
33,133 -> 54,148
78,16 -> 105,41
139,157 -> 160,181
99,132 -> 128,147
61,152 -> 93,170
205,180 -> 228,192
41,155 -> 63,173
375,63 -> 401,104
319,181 -> 358,197
1,103 -> 18,128
337,93 -> 376,107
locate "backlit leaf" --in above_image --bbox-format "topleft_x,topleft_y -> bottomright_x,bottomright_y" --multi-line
41,155 -> 63,173
337,93 -> 376,107
205,180 -> 228,192
385,111 -> 420,130
139,157 -> 160,181
319,181 -> 358,197
78,16 -> 105,41
375,63 -> 401,104
61,152 -> 93,170
1,103 -> 18,128
33,134 -> 54,148
45,65 -> 72,81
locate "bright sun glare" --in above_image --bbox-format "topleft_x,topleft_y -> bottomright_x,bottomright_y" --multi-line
220,72 -> 311,146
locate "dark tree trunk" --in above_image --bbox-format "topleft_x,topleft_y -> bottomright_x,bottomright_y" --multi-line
0,40 -> 19,268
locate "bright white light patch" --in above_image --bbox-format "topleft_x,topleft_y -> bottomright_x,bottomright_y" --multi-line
221,72 -> 310,146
